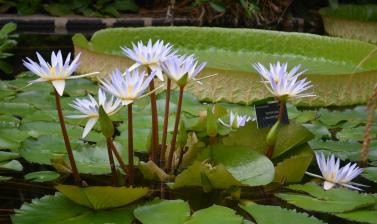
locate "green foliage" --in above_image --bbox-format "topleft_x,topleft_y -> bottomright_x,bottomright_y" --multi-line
134,200 -> 190,224
56,185 -> 148,210
12,193 -> 135,224
24,171 -> 60,182
241,204 -> 326,224
0,22 -> 17,74
0,0 -> 138,17
277,183 -> 377,213
320,4 -> 377,21
185,205 -> 243,224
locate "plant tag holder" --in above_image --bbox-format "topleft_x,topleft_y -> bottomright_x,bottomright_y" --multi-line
254,101 -> 289,128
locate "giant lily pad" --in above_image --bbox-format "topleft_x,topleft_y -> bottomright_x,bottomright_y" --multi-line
12,193 -> 134,224
56,185 -> 149,210
73,27 -> 377,107
320,4 -> 377,44
185,204 -> 243,224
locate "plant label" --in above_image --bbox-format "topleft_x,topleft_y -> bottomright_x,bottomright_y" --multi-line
254,101 -> 289,128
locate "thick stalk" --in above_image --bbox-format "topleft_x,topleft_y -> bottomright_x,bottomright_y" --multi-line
54,89 -> 81,185
108,140 -> 129,176
160,79 -> 171,166
266,100 -> 285,159
148,68 -> 159,163
128,103 -> 135,185
360,84 -> 377,167
166,86 -> 184,172
106,137 -> 117,186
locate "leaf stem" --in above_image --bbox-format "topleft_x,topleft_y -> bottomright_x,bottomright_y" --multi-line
108,140 -> 129,177
266,100 -> 285,159
53,88 -> 81,185
148,69 -> 159,163
128,103 -> 135,185
166,85 -> 184,173
160,79 -> 171,166
106,137 -> 118,186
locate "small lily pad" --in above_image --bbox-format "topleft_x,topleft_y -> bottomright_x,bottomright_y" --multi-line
24,171 -> 60,182
0,159 -> 23,171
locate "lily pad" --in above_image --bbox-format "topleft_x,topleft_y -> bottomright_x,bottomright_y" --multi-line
0,150 -> 19,162
24,171 -> 60,182
276,183 -> 377,213
0,159 -> 23,171
56,185 -> 149,210
12,193 -> 135,224
185,205 -> 243,224
241,204 -> 326,224
134,200 -> 190,224
361,167 -> 377,183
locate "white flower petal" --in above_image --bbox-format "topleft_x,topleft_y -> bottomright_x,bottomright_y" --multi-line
51,80 -> 66,96
323,181 -> 336,190
82,118 -> 97,138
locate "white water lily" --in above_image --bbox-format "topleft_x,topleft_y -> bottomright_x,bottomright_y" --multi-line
121,39 -> 176,81
306,152 -> 367,191
100,68 -> 155,106
23,51 -> 97,96
252,62 -> 315,100
160,54 -> 207,87
67,89 -> 122,138
219,111 -> 252,129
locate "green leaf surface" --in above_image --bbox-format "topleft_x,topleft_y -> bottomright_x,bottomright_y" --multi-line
0,150 -> 19,162
185,205 -> 243,224
361,167 -> 377,183
24,171 -> 60,182
241,204 -> 326,224
73,27 -> 377,106
209,144 -> 274,186
12,193 -> 134,224
134,200 -> 190,224
0,159 -> 22,171
56,185 -> 148,210
276,183 -> 377,213
336,208 -> 377,224
0,175 -> 12,182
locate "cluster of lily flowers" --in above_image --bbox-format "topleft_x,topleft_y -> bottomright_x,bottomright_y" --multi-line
23,39 -> 366,191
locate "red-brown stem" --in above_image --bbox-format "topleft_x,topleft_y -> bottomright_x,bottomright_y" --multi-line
149,79 -> 159,163
106,137 -> 117,186
277,100 -> 285,122
160,79 -> 171,166
109,140 -> 129,176
166,86 -> 184,172
53,88 -> 81,185
265,145 -> 274,159
128,103 -> 134,185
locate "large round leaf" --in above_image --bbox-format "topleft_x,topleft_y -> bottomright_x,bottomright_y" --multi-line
56,185 -> 149,210
12,193 -> 134,224
185,205 -> 243,224
241,204 -> 325,224
209,144 -> 274,186
276,183 -> 377,213
134,200 -> 190,224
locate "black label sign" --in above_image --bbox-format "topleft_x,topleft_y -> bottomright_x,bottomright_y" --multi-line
254,101 -> 289,128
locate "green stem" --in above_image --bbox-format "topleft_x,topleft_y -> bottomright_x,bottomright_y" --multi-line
148,68 -> 159,163
265,100 -> 285,159
128,103 -> 134,185
166,86 -> 184,173
54,88 -> 81,185
106,137 -> 117,186
160,79 -> 171,166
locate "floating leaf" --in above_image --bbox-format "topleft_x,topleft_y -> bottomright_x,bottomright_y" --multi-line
12,193 -> 134,224
56,185 -> 149,210
208,144 -> 274,186
276,183 -> 377,213
185,205 -> 243,224
0,175 -> 12,182
0,159 -> 22,171
241,204 -> 326,224
336,206 -> 377,224
361,167 -> 377,183
0,150 -> 19,162
24,171 -> 60,182
134,200 -> 190,224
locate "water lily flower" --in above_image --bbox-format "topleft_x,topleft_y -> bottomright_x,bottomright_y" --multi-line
252,62 -> 315,100
219,111 -> 252,129
121,39 -> 176,81
67,89 -> 122,138
100,68 -> 155,106
23,51 -> 97,96
160,54 -> 207,87
306,152 -> 367,191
